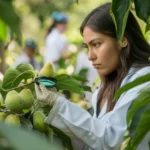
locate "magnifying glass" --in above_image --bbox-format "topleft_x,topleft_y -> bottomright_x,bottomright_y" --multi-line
35,76 -> 58,88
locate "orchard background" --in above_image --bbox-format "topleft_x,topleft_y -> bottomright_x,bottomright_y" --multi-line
0,0 -> 150,150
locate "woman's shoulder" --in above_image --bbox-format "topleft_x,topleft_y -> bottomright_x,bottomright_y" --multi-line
121,65 -> 150,86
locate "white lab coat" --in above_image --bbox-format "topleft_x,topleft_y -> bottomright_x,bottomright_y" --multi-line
44,28 -> 68,69
45,66 -> 150,150
12,53 -> 41,71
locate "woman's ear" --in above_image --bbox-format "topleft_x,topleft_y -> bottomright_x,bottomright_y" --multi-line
122,36 -> 128,48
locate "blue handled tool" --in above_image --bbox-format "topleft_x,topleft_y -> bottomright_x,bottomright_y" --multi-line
35,76 -> 58,88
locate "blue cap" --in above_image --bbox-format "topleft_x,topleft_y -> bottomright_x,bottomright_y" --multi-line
51,11 -> 68,23
25,39 -> 37,50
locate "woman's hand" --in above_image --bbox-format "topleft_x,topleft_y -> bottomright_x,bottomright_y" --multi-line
35,84 -> 58,106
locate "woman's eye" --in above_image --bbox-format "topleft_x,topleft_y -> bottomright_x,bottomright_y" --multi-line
83,44 -> 88,51
93,43 -> 101,48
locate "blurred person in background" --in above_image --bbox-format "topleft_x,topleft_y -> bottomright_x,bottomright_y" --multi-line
12,39 -> 41,70
44,11 -> 69,70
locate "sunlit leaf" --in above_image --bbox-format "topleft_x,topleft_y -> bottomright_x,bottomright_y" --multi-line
113,73 -> 150,101
110,0 -> 131,41
127,85 -> 150,124
127,108 -> 150,149
0,18 -> 7,42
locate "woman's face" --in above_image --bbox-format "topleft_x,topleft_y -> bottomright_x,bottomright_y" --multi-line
83,26 -> 122,76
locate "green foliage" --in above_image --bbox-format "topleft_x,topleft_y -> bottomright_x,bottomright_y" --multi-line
1,64 -> 36,98
55,74 -> 85,96
110,0 -> 131,41
0,19 -> 7,42
0,123 -> 61,150
127,85 -> 150,124
133,0 -> 150,32
0,0 -> 21,44
113,73 -> 150,101
50,125 -> 73,150
126,107 -> 150,149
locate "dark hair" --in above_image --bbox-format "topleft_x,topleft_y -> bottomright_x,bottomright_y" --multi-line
46,20 -> 67,36
80,3 -> 150,112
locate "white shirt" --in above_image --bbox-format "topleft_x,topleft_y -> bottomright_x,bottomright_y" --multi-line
12,53 -> 41,71
46,66 -> 150,150
44,28 -> 68,69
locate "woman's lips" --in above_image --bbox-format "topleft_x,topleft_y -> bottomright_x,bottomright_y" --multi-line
92,64 -> 101,69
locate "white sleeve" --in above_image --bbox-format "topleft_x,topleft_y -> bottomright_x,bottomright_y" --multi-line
45,81 -> 150,150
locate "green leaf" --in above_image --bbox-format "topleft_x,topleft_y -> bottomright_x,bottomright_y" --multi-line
110,0 -> 131,41
55,74 -> 84,95
82,85 -> 92,92
128,108 -> 150,149
0,18 -> 7,42
114,73 -> 150,101
0,123 -> 61,150
134,0 -> 150,23
1,64 -> 35,98
145,23 -> 150,33
2,69 -> 35,90
127,85 -> 150,124
0,0 -> 22,44
50,125 -> 73,150
2,68 -> 20,89
72,74 -> 88,82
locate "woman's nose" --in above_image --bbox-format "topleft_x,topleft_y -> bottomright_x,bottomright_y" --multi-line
88,49 -> 95,61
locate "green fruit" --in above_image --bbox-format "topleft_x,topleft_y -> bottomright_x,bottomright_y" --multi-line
33,111 -> 48,132
77,100 -> 88,110
71,93 -> 81,103
56,69 -> 67,75
19,89 -> 34,109
5,90 -> 24,112
5,114 -> 20,126
0,112 -> 7,121
39,62 -> 54,77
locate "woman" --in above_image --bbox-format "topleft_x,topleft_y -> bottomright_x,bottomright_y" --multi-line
44,11 -> 69,70
36,3 -> 150,150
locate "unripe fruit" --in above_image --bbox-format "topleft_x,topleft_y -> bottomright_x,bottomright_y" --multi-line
19,89 -> 34,109
5,114 -> 20,126
76,100 -> 88,110
33,111 -> 48,132
39,62 -> 54,77
5,90 -> 24,112
0,112 -> 7,121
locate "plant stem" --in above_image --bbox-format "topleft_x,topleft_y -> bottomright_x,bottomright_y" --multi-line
1,80 -> 35,92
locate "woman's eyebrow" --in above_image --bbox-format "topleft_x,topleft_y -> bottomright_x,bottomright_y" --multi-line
83,38 -> 101,45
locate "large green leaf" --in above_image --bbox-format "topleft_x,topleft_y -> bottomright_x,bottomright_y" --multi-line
0,18 -> 7,42
134,0 -> 150,23
0,123 -> 61,150
0,0 -> 21,44
113,73 -> 150,101
110,0 -> 131,41
127,108 -> 150,149
127,85 -> 150,124
1,64 -> 35,98
55,74 -> 84,96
